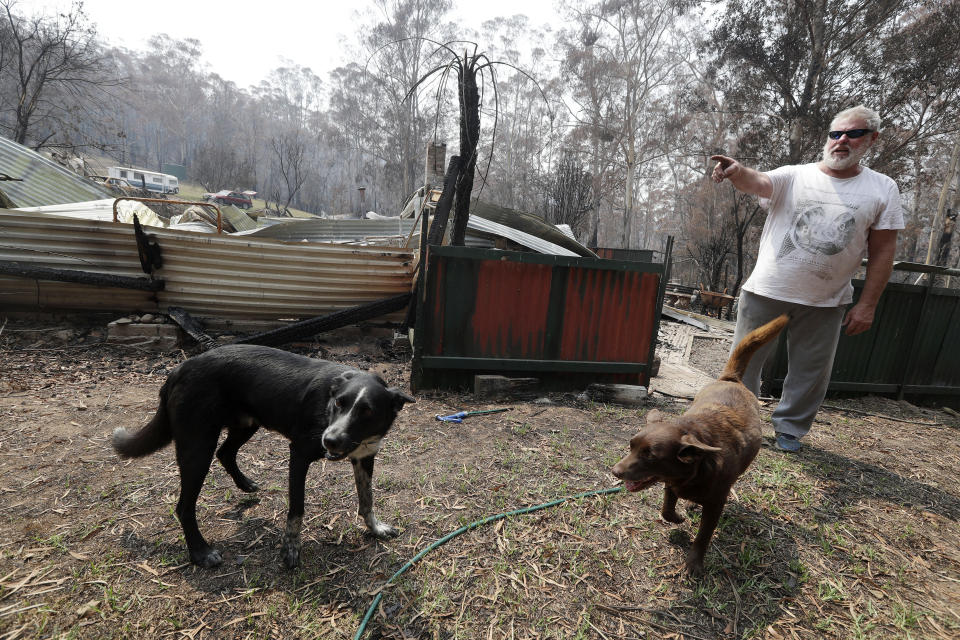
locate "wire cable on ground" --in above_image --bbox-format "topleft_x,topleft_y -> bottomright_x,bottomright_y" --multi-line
353,485 -> 625,639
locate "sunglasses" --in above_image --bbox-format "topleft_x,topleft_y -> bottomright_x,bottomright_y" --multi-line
828,129 -> 874,140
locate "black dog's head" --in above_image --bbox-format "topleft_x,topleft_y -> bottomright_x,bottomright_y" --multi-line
321,370 -> 415,461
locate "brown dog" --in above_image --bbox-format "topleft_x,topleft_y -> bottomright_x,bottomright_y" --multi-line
612,314 -> 788,574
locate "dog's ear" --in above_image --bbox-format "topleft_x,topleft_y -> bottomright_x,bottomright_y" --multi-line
644,409 -> 665,424
389,387 -> 416,410
677,433 -> 722,463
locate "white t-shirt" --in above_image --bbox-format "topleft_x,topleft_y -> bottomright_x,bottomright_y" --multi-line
743,163 -> 905,307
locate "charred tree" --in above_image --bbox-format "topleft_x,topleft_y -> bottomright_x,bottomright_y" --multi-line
450,54 -> 480,246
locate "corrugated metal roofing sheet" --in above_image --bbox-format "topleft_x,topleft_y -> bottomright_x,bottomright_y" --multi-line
219,205 -> 258,232
0,209 -> 415,322
468,200 -> 596,257
249,217 -> 417,242
468,215 -> 578,256
248,214 -> 572,254
17,198 -> 167,227
0,137 -> 112,206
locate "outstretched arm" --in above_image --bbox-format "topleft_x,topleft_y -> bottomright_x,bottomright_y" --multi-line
842,229 -> 898,336
710,155 -> 773,199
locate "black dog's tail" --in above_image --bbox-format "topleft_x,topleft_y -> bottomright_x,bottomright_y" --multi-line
719,314 -> 789,383
112,385 -> 173,458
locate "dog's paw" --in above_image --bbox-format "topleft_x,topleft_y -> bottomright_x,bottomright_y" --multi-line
235,475 -> 260,493
281,540 -> 301,569
191,547 -> 223,568
683,553 -> 705,577
661,510 -> 685,524
369,521 -> 398,539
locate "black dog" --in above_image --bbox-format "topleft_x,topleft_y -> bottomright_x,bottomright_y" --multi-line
112,344 -> 415,568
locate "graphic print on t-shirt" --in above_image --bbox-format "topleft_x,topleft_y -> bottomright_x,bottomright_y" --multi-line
776,200 -> 858,264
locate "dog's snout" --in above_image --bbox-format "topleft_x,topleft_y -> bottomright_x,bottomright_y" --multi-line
611,460 -> 625,479
322,430 -> 348,452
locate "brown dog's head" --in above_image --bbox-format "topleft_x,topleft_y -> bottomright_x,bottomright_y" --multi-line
611,410 -> 721,492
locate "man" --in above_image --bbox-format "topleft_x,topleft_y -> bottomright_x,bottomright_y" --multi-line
710,105 -> 903,452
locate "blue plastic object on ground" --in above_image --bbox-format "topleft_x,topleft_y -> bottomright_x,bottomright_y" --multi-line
435,408 -> 511,423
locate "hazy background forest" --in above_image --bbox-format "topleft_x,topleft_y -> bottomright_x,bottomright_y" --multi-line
2,0 -> 959,293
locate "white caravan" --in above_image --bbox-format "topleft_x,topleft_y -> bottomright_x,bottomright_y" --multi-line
107,166 -> 179,194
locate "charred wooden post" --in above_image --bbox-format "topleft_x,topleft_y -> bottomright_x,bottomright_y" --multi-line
426,155 -> 461,246
234,293 -> 412,348
404,155 -> 463,331
0,260 -> 164,291
584,383 -> 649,406
166,306 -> 218,351
133,214 -> 163,275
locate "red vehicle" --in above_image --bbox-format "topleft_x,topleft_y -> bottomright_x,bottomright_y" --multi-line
204,190 -> 253,209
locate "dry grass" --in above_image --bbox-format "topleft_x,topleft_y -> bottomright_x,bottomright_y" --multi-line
0,315 -> 958,639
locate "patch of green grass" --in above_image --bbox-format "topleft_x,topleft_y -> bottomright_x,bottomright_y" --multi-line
41,533 -> 68,552
510,421 -> 532,436
786,558 -> 809,588
548,425 -> 575,456
816,578 -> 846,603
376,474 -> 405,491
891,600 -> 924,632
850,610 -> 878,640
103,583 -> 133,614
738,539 -> 766,570
601,450 -> 623,467
814,614 -> 838,634
856,543 -> 880,562
177,181 -> 315,217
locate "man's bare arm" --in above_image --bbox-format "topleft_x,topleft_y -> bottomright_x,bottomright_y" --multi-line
841,229 -> 898,336
710,154 -> 773,199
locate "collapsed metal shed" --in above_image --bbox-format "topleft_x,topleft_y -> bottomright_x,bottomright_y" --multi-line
0,209 -> 415,325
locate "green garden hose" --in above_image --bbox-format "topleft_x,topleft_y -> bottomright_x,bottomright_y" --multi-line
353,485 -> 625,639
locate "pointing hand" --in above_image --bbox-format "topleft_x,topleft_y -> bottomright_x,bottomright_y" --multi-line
710,155 -> 740,183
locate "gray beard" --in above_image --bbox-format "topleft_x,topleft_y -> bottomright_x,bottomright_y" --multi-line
821,141 -> 867,171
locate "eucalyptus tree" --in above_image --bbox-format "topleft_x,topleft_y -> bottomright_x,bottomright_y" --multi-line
193,77 -> 255,192
137,36 -> 209,168
558,0 -> 689,249
113,35 -> 211,171
327,62 -> 390,214
257,63 -> 325,214
470,15 -> 560,216
356,0 -> 453,212
0,0 -> 118,149
708,0 -> 960,266
708,0 -> 960,168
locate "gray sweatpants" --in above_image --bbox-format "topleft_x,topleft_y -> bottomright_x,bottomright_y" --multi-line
732,291 -> 846,439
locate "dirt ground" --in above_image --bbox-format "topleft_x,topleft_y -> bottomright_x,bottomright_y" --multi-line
1,312 -> 958,639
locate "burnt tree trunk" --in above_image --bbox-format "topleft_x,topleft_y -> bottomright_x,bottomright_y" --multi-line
450,56 -> 480,246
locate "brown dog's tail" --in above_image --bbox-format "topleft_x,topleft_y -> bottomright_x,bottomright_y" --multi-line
719,314 -> 789,383
112,386 -> 173,458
